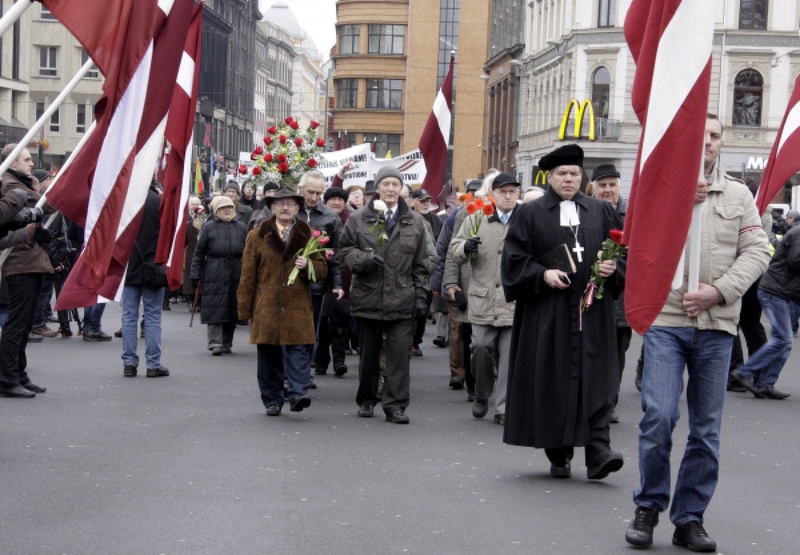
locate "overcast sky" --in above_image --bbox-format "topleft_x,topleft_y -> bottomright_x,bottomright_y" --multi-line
259,0 -> 337,59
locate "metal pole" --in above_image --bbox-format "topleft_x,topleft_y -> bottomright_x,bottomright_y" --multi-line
0,0 -> 32,38
0,59 -> 96,179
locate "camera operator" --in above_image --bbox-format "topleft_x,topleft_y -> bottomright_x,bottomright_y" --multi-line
0,144 -> 54,398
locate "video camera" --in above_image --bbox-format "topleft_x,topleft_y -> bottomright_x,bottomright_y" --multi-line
0,188 -> 44,239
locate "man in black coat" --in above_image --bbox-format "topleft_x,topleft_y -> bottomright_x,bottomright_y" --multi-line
501,144 -> 625,480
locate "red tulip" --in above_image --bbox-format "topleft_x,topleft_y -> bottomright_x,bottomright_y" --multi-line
312,230 -> 322,238
319,236 -> 330,245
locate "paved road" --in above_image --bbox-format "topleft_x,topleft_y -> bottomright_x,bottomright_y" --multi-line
2,302 -> 799,554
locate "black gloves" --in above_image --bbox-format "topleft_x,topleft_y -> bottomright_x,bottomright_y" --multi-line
414,298 -> 428,320
464,237 -> 481,254
33,227 -> 51,245
360,254 -> 384,275
454,290 -> 468,312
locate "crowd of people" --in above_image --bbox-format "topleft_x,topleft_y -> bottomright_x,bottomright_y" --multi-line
0,112 -> 796,552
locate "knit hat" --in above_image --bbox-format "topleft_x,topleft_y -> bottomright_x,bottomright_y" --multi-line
373,166 -> 403,188
213,196 -> 235,213
224,181 -> 241,196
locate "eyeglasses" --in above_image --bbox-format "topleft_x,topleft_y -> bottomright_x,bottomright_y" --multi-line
272,200 -> 297,208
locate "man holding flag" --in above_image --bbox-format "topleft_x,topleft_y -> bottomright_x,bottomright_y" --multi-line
625,114 -> 769,551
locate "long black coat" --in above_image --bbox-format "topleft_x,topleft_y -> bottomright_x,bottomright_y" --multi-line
190,218 -> 248,324
501,188 -> 624,449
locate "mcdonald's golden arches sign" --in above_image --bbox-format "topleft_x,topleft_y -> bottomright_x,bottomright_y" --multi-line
559,99 -> 596,141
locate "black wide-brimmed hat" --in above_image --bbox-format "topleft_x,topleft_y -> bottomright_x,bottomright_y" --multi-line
264,187 -> 305,210
538,144 -> 584,171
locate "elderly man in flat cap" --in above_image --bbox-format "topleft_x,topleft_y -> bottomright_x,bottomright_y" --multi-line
501,144 -> 625,480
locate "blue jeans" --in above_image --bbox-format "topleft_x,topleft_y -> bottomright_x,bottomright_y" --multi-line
121,285 -> 164,369
736,289 -> 793,388
634,326 -> 732,526
83,303 -> 106,334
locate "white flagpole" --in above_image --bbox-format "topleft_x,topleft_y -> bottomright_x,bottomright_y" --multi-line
687,152 -> 706,293
0,0 -> 32,37
0,59 -> 97,178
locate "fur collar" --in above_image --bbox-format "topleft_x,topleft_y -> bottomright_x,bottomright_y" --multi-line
258,216 -> 313,260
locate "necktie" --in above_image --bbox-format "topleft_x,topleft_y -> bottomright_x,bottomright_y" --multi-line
386,210 -> 396,233
501,213 -> 509,225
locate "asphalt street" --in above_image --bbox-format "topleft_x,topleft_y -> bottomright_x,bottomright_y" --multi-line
2,302 -> 799,554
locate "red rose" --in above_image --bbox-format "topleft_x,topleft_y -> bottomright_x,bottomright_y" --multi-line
264,136 -> 272,146
264,153 -> 273,162
267,126 -> 277,135
610,229 -> 624,245
250,153 -> 258,160
316,138 -> 325,147
309,120 -> 320,129
253,146 -> 264,155
277,154 -> 287,163
307,158 -> 318,168
279,135 -> 287,144
284,117 -> 294,125
294,137 -> 303,147
238,165 -> 248,174
278,162 -> 290,173
252,166 -> 262,176
290,121 -> 299,130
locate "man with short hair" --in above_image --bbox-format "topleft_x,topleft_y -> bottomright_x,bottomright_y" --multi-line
501,144 -> 625,479
449,173 -> 520,424
339,166 -> 430,423
626,114 -> 770,552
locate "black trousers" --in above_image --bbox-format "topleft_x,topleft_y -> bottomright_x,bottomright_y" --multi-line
0,274 -> 42,389
356,317 -> 412,412
730,279 -> 767,370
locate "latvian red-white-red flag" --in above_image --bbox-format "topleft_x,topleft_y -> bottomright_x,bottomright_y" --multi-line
156,2 -> 203,291
755,75 -> 800,215
419,53 -> 454,201
40,0 -> 194,310
622,0 -> 715,334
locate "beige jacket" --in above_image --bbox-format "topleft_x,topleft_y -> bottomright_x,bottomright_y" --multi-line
652,169 -> 770,335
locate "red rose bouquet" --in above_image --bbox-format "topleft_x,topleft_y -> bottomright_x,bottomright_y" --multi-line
241,116 -> 324,189
580,228 -> 626,320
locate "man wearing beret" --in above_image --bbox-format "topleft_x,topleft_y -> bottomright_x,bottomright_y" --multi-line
501,144 -> 625,480
339,166 -> 430,423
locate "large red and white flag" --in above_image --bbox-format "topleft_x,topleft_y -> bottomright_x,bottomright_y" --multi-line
755,75 -> 800,215
622,0 -> 715,334
41,0 -> 194,309
419,54 -> 454,201
156,2 -> 204,291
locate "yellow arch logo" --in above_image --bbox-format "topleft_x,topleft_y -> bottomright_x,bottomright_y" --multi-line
559,99 -> 596,141
534,170 -> 549,185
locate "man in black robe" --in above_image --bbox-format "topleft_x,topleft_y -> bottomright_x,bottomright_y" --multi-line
501,144 -> 625,480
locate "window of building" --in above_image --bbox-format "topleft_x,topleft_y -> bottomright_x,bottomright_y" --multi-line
39,46 -> 57,77
366,79 -> 403,109
598,0 -> 617,27
732,69 -> 763,126
368,25 -> 405,55
50,107 -> 60,133
591,66 -> 611,118
339,25 -> 360,55
80,48 -> 99,79
367,134 -> 401,158
739,0 -> 768,30
39,6 -> 57,20
35,102 -> 45,123
76,104 -> 87,133
336,79 -> 358,109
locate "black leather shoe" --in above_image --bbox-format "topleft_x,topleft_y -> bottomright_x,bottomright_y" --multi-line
146,366 -> 170,378
729,369 -> 764,398
672,521 -> 716,552
550,462 -> 571,479
449,377 -> 464,390
308,380 -> 317,389
289,395 -> 311,412
314,366 -> 328,376
266,404 -> 282,416
756,386 -> 790,400
357,404 -> 374,418
433,336 -> 448,348
385,408 -> 409,424
334,364 -> 348,377
0,385 -> 36,398
123,365 -> 137,377
23,382 -> 47,394
626,506 -> 659,548
83,330 -> 112,342
587,450 -> 624,480
472,399 -> 489,418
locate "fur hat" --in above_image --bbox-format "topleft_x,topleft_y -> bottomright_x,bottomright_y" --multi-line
538,144 -> 584,171
324,187 -> 349,203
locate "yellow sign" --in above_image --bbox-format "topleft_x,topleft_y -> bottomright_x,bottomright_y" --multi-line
559,99 -> 596,141
534,170 -> 549,185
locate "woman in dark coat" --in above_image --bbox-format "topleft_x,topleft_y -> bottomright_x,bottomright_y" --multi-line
190,196 -> 248,355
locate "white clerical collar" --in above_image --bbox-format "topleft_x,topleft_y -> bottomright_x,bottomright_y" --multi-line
559,201 -> 580,227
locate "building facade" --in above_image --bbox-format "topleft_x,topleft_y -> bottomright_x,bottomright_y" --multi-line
515,0 -> 800,207
0,0 -> 32,153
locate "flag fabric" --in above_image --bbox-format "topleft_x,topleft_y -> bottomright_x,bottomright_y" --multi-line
755,75 -> 800,215
156,2 -> 203,291
622,0 -> 715,334
419,54 -> 455,202
193,158 -> 204,195
42,0 -> 195,310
